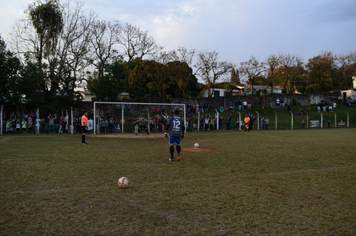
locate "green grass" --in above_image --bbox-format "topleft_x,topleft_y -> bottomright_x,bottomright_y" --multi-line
1,129 -> 356,235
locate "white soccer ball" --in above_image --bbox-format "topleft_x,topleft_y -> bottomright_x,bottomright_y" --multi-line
194,143 -> 199,148
118,177 -> 129,188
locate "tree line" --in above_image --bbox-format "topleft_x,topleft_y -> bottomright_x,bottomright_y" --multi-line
241,52 -> 356,95
1,0 -> 355,114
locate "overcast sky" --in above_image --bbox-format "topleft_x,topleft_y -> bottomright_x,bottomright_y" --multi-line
1,0 -> 355,66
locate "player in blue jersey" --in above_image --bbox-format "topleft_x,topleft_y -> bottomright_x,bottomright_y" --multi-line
165,110 -> 185,162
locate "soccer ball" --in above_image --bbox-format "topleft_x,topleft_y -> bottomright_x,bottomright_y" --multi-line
194,143 -> 199,148
118,177 -> 129,188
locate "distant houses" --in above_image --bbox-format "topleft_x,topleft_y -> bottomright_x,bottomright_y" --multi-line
78,91 -> 96,102
77,91 -> 130,101
340,89 -> 356,100
201,85 -> 283,98
79,84 -> 286,100
244,85 -> 283,95
340,76 -> 356,101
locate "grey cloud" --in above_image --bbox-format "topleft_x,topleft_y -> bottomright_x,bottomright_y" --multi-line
311,0 -> 356,24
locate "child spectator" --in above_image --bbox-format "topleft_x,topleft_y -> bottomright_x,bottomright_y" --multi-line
16,119 -> 21,134
48,114 -> 57,134
260,117 -> 264,130
22,119 -> 27,134
265,117 -> 269,130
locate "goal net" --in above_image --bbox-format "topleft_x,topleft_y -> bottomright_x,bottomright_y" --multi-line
93,102 -> 186,135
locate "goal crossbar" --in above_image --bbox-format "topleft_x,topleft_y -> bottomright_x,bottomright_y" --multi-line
93,102 -> 186,135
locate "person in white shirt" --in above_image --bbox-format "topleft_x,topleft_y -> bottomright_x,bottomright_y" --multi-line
88,117 -> 93,133
204,116 -> 209,131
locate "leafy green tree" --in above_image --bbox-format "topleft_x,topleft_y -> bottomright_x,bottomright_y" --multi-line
0,37 -> 43,114
167,61 -> 198,98
336,52 -> 356,90
230,68 -> 240,85
126,58 -> 154,99
89,60 -> 127,101
118,23 -> 162,97
266,54 -> 279,93
140,60 -> 169,99
306,52 -> 336,93
28,0 -> 63,69
27,0 -> 64,111
20,53 -> 45,105
0,37 -> 22,106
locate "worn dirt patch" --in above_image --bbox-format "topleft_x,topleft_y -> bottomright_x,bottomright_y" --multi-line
90,134 -> 211,152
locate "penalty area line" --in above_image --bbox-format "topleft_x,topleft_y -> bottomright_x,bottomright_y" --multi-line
247,133 -> 279,138
120,196 -> 182,222
1,165 -> 355,195
0,185 -> 112,195
135,164 -> 356,186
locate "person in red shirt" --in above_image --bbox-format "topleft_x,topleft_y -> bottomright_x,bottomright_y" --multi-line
81,111 -> 88,144
247,100 -> 251,110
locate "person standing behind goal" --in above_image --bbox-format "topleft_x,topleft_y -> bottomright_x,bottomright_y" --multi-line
165,110 -> 185,162
81,111 -> 88,145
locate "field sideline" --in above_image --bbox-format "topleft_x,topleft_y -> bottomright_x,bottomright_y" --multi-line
1,129 -> 356,235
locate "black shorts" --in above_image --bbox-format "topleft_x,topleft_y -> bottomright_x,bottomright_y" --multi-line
82,126 -> 87,134
139,124 -> 147,129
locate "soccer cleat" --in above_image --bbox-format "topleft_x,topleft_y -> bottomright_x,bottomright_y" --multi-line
169,159 -> 174,162
177,154 -> 181,162
82,142 -> 87,145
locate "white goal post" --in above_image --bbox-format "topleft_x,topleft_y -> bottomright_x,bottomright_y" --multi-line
93,102 -> 186,135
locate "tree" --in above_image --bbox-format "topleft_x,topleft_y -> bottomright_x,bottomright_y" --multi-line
278,53 -> 297,94
336,52 -> 356,90
306,52 -> 336,93
230,68 -> 240,85
90,60 -> 127,101
277,53 -> 307,94
11,1 -> 97,111
239,55 -> 265,95
139,60 -> 169,99
27,0 -> 63,70
219,68 -> 240,96
167,61 -> 199,98
165,47 -> 198,98
266,54 -> 279,93
20,53 -> 45,105
53,1 -> 96,109
169,47 -> 196,66
195,51 -> 234,97
90,20 -> 121,78
290,57 -> 307,94
117,23 -> 162,96
0,36 -> 23,106
26,0 -> 64,111
59,1 -> 96,81
0,37 -> 43,114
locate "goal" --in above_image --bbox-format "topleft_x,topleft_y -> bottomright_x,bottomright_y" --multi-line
93,102 -> 186,135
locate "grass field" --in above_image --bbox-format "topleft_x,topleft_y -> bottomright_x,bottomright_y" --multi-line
1,129 -> 356,235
